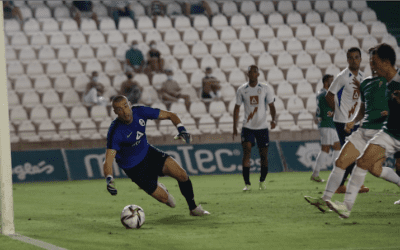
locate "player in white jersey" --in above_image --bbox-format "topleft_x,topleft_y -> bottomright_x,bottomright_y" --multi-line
325,47 -> 369,194
233,65 -> 277,191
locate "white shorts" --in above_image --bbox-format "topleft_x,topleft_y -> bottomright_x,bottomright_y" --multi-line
319,127 -> 339,145
346,128 -> 380,154
368,130 -> 400,157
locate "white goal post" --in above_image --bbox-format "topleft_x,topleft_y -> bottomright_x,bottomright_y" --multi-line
0,2 -> 16,235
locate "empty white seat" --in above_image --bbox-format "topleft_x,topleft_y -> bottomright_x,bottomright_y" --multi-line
229,68 -> 247,88
322,11 -> 340,28
324,36 -> 342,54
267,38 -> 285,56
314,23 -> 331,41
315,50 -> 332,69
118,17 -> 135,34
332,0 -> 348,13
158,119 -> 176,136
259,1 -> 275,15
30,32 -> 48,49
231,13 -> 247,31
49,32 -> 67,48
11,32 -> 28,48
361,8 -> 378,24
140,86 -> 160,106
217,113 -> 233,134
79,118 -> 99,139
42,88 -> 60,109
21,90 -> 40,108
5,47 -> 17,62
163,55 -> 179,72
249,12 -> 266,28
295,1 -> 312,14
96,44 -> 114,62
238,53 -> 256,71
133,73 -> 150,87
209,100 -> 227,118
191,41 -> 209,59
65,59 -> 83,76
76,45 -> 94,63
295,24 -> 312,41
5,19 -> 21,34
37,46 -> 56,62
248,39 -> 265,56
193,15 -> 210,31
18,47 -> 36,65
267,66 -> 285,85
343,35 -> 360,52
277,81 -> 295,100
286,38 -> 303,55
286,11 -> 303,27
334,49 -> 349,68
130,2 -> 146,18
287,95 -> 305,114
18,120 -> 40,142
189,100 -> 208,118
68,31 -> 86,49
219,54 -> 237,72
305,37 -> 322,55
54,5 -> 70,21
34,5 -> 52,20
220,26 -> 237,44
277,52 -> 294,70
200,54 -> 218,71
210,41 -> 228,58
87,31 -> 106,48
352,22 -> 369,39
257,24 -> 275,42
277,111 -> 295,130
381,34 -> 398,49
169,101 -> 189,118
198,114 -> 218,134
57,45 -> 75,63
325,64 -> 341,77
126,30 -> 144,44
297,110 -> 314,130
277,0 -> 293,14
220,83 -> 236,102
166,2 -> 182,16
105,58 -> 123,75
26,61 -> 44,76
42,18 -> 59,34
343,9 -> 359,26
174,16 -> 191,32
23,19 -> 40,34
212,14 -> 229,31
314,1 -> 331,13
189,69 -> 205,89
164,28 -> 182,46
70,105 -> 89,124
229,39 -> 247,57
30,105 -> 49,126
362,35 -> 378,52
201,27 -> 219,44
276,24 -> 294,42
90,105 -> 109,122
61,19 -> 79,35
305,11 -> 322,27
38,119 -> 59,141
84,58 -> 102,74
58,119 -> 80,140
351,0 -> 368,11
7,61 -> 24,80
222,1 -> 238,17
144,29 -> 162,44
174,70 -> 189,86
333,23 -> 350,40
99,17 -> 116,34
370,21 -> 388,39
53,74 -> 72,94
296,80 -> 314,99
62,89 -> 80,108
172,42 -> 190,60
10,106 -> 28,125
286,65 -> 304,84
137,16 -> 154,32
258,52 -> 275,70
305,65 -> 323,84
46,60 -> 64,76
267,12 -> 284,28
213,68 -> 228,83
181,55 -> 199,73
14,75 -> 33,94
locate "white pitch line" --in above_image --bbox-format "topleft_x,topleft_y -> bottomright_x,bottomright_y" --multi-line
9,233 -> 68,250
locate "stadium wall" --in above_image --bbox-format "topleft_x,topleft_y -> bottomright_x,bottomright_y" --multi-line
12,141 -> 397,183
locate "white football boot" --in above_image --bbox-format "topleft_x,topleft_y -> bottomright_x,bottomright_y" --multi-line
190,204 -> 210,216
243,185 -> 251,191
394,199 -> 400,205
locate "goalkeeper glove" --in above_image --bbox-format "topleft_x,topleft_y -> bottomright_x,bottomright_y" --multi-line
106,175 -> 117,196
174,125 -> 191,144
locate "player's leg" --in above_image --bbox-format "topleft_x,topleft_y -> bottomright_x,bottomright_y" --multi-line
322,140 -> 360,201
162,156 -> 210,215
311,145 -> 330,182
394,152 -> 400,176
255,128 -> 269,189
241,128 -> 254,190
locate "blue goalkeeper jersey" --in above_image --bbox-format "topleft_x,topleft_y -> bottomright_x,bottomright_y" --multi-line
107,105 -> 160,169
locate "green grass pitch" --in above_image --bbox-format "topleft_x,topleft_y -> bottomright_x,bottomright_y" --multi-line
3,171 -> 400,250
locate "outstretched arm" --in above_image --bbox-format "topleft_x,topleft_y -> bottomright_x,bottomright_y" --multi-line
158,110 -> 191,143
103,149 -> 117,195
325,91 -> 336,111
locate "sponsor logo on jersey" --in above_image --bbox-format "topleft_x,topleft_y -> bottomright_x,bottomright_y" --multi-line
379,81 -> 383,87
127,132 -> 132,138
250,95 -> 259,105
139,119 -> 145,126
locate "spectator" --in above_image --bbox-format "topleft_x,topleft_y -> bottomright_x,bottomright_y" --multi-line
111,1 -> 135,29
83,71 -> 108,106
201,67 -> 221,101
3,1 -> 23,21
147,40 -> 164,73
120,72 -> 143,104
149,1 -> 166,24
125,40 -> 147,74
160,69 -> 190,109
179,1 -> 212,17
71,1 -> 99,29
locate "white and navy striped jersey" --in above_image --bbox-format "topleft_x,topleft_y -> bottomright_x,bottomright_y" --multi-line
328,68 -> 365,123
236,82 -> 275,130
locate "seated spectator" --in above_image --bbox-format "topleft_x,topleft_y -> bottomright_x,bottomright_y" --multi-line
83,71 -> 108,106
120,72 -> 143,104
160,69 -> 190,109
201,67 -> 221,101
3,1 -> 23,21
179,1 -> 212,17
147,41 -> 164,73
111,1 -> 135,29
125,40 -> 147,74
149,1 -> 165,24
71,1 -> 99,29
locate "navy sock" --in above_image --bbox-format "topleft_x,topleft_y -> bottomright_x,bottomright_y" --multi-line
178,178 -> 197,210
340,162 -> 355,186
260,167 -> 268,182
243,167 -> 250,185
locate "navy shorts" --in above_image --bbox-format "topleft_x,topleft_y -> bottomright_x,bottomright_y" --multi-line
334,122 -> 360,147
241,127 -> 270,148
122,145 -> 170,195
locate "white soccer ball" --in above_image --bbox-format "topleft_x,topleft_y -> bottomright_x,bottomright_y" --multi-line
120,205 -> 145,229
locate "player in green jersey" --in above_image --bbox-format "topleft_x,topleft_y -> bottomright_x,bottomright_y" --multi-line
326,43 -> 400,218
310,74 -> 341,183
305,47 -> 389,214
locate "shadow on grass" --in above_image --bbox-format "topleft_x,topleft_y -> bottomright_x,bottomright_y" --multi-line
155,215 -> 211,225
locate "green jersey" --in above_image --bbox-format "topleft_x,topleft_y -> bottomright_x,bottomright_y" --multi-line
316,88 -> 335,128
359,76 -> 388,129
383,70 -> 400,140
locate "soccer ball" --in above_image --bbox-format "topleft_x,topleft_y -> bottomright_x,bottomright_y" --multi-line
120,205 -> 145,229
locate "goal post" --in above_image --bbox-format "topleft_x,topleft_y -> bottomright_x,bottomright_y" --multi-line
0,2 -> 16,235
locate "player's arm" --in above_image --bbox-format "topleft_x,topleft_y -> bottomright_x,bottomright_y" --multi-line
325,91 -> 335,111
103,149 -> 117,195
345,102 -> 365,133
233,104 -> 240,139
325,75 -> 344,112
268,102 -> 276,129
158,110 -> 191,143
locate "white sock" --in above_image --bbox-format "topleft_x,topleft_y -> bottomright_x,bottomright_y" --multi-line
380,167 -> 400,186
313,151 -> 328,177
332,150 -> 340,165
166,192 -> 176,208
344,166 -> 368,211
322,166 -> 345,201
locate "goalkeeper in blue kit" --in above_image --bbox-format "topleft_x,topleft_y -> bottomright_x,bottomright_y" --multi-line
103,95 -> 209,216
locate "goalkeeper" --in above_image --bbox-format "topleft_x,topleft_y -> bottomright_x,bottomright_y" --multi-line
103,95 -> 209,216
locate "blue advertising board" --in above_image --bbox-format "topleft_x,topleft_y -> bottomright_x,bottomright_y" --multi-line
11,150 -> 68,183
64,142 -> 284,180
